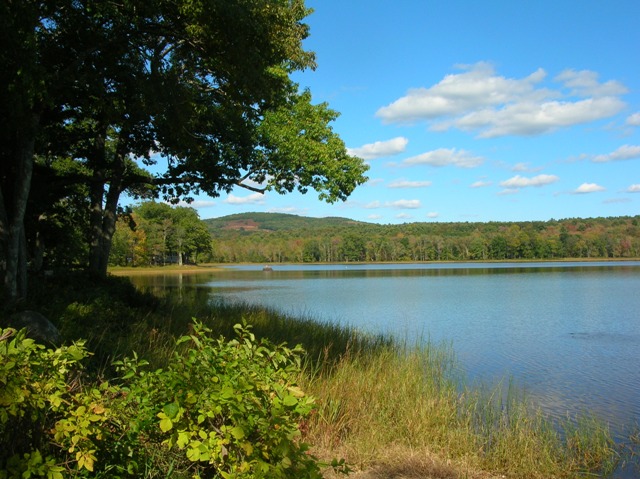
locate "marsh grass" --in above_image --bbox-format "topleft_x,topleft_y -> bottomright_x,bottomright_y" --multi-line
14,273 -> 624,478
301,342 -> 620,478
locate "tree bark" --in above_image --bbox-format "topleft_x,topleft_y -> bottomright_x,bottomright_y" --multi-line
87,133 -> 125,278
87,177 -> 123,277
3,112 -> 38,303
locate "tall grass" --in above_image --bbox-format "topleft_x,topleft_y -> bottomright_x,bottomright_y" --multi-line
13,272 -> 626,478
302,343 -> 619,478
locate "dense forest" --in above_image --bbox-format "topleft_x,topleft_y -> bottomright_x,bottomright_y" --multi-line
204,212 -> 640,263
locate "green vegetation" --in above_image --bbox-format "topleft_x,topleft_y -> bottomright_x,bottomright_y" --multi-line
1,0 -> 367,302
205,212 -> 640,263
1,274 -> 631,478
110,201 -> 213,267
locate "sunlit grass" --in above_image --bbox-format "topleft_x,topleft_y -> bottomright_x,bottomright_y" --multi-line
299,341 -> 619,478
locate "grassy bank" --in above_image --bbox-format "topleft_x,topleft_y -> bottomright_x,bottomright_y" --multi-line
4,271 -> 631,478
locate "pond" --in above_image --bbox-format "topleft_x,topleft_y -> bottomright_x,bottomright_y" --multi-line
128,261 -> 640,446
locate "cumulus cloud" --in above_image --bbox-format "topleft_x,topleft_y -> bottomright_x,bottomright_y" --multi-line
555,69 -> 627,97
403,148 -> 484,168
592,144 -> 640,163
173,199 -> 216,209
377,62 -> 546,123
627,184 -> 640,193
388,199 -> 421,209
388,179 -> 433,188
224,192 -> 265,205
368,214 -> 383,220
470,180 -> 492,188
500,174 -> 559,188
364,199 -> 421,209
456,97 -> 624,138
347,137 -> 409,160
268,206 -> 308,215
627,112 -> 640,126
375,62 -> 627,138
573,183 -> 606,194
426,212 -> 439,218
396,213 -> 413,219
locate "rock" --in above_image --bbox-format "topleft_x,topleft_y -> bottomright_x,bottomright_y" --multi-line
9,310 -> 61,345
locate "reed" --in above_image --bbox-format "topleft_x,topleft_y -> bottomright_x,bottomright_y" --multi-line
301,342 -> 620,478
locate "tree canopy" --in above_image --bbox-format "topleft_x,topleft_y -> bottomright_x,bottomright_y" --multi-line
0,0 -> 368,302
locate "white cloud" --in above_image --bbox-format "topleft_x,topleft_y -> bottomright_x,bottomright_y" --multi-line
376,62 -> 627,138
403,148 -> 484,168
388,179 -> 433,188
500,174 -> 559,188
377,62 -> 547,123
224,193 -> 265,205
627,184 -> 640,193
388,199 -> 421,209
268,206 -> 308,215
364,199 -> 421,210
555,69 -> 627,97
592,144 -> 640,163
347,137 -> 409,160
396,213 -> 413,219
456,97 -> 625,138
627,112 -> 640,126
368,214 -> 383,220
426,212 -> 439,218
173,199 -> 216,209
470,180 -> 492,188
573,183 -> 606,194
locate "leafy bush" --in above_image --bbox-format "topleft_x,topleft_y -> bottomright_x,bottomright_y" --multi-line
0,322 -> 325,478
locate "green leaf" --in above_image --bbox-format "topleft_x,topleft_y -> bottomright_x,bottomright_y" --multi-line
163,402 -> 180,419
283,394 -> 298,407
230,426 -> 245,440
159,417 -> 173,432
176,431 -> 190,449
186,446 -> 200,462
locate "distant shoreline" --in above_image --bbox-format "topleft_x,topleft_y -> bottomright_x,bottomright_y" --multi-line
109,257 -> 640,276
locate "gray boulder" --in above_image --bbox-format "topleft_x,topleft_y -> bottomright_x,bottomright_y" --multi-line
9,310 -> 61,345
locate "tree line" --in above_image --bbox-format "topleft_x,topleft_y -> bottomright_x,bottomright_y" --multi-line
0,0 -> 367,304
207,215 -> 640,263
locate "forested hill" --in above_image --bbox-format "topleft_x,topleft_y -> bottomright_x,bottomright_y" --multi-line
203,212 -> 367,232
205,213 -> 640,263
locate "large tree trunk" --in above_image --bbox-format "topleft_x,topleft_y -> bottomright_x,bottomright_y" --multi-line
0,186 -> 8,285
87,178 -> 123,278
87,140 -> 125,278
2,112 -> 38,303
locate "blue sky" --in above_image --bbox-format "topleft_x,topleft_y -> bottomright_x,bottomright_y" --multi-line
181,0 -> 640,224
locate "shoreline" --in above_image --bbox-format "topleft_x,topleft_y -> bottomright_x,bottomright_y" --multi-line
109,257 -> 640,276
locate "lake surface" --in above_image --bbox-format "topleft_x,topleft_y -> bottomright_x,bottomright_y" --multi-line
128,261 -> 640,444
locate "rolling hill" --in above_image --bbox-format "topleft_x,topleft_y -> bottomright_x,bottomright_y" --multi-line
203,212 -> 367,233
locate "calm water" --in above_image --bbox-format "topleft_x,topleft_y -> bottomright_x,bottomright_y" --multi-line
129,261 -> 640,443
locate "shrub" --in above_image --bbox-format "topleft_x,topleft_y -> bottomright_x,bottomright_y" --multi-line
0,322 -> 325,478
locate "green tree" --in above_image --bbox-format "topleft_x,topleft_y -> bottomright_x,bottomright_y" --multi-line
1,0 -> 368,301
168,207 -> 212,265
